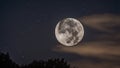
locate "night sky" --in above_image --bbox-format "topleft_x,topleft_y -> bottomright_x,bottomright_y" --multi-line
1,0 -> 120,68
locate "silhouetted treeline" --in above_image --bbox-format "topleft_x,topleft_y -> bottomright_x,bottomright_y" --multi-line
0,52 -> 71,68
0,52 -> 19,68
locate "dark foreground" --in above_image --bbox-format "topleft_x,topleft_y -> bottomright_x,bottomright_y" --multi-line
0,52 -> 71,68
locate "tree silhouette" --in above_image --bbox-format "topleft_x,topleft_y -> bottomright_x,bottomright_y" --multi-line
0,51 -> 72,68
0,52 -> 19,68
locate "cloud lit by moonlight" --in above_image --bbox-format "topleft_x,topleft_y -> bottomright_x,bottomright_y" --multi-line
53,14 -> 120,68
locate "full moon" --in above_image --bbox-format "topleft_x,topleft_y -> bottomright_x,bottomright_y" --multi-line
55,18 -> 84,46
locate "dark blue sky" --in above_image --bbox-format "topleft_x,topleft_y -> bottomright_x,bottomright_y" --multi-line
0,0 -> 120,65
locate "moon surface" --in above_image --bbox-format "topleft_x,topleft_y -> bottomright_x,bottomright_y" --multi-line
55,18 -> 84,46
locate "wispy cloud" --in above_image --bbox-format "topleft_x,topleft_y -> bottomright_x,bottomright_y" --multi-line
80,14 -> 120,32
53,14 -> 120,68
53,42 -> 120,60
69,60 -> 120,68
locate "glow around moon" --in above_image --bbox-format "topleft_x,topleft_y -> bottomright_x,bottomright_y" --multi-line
55,18 -> 84,46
